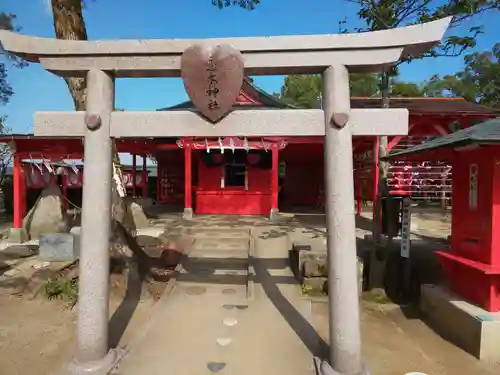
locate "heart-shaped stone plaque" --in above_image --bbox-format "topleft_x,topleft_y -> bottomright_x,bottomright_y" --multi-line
181,44 -> 244,123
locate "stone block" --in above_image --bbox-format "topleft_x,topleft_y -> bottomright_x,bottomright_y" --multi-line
301,251 -> 327,278
421,284 -> 500,362
298,252 -> 364,296
128,201 -> 150,229
302,277 -> 327,296
39,233 -> 79,262
8,228 -> 28,243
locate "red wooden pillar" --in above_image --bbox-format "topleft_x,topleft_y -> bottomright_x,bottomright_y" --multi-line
372,137 -> 380,226
142,155 -> 148,198
156,159 -> 161,203
13,154 -> 26,229
183,139 -> 193,219
132,153 -> 137,197
270,143 -> 279,220
356,173 -> 363,216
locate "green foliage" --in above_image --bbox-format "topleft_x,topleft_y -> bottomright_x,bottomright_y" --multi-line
44,277 -> 78,304
212,0 -> 260,10
350,73 -> 379,97
349,0 -> 500,64
391,81 -> 425,97
0,12 -> 27,108
0,12 -> 15,106
280,75 -> 322,109
422,43 -> 500,108
0,12 -> 15,30
277,73 -> 436,108
0,63 -> 13,106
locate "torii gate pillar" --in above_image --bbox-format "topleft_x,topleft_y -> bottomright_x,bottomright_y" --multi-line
323,65 -> 364,374
66,69 -> 117,374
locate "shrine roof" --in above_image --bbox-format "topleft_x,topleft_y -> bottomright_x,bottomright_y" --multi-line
385,117 -> 500,160
351,97 -> 498,115
159,78 -> 497,116
158,77 -> 294,110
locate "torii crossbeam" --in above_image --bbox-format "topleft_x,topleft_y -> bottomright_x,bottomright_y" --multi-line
0,16 -> 451,375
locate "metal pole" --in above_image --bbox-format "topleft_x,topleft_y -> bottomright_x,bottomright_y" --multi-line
64,69 -> 117,374
322,65 -> 364,375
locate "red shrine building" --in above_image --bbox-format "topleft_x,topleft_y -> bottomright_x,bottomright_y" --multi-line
1,78 -> 497,228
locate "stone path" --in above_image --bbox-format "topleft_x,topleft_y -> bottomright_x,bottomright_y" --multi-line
112,227 -> 317,375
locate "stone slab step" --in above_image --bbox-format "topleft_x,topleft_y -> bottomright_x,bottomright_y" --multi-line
188,249 -> 249,259
182,258 -> 249,271
177,272 -> 248,286
189,238 -> 249,259
179,252 -> 251,298
189,229 -> 250,240
192,238 -> 249,250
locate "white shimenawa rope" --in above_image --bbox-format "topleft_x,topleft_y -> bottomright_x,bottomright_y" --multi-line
113,162 -> 126,198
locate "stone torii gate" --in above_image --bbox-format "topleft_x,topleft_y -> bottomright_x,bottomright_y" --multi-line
0,17 -> 450,375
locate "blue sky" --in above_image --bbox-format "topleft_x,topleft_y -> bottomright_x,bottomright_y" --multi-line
1,0 -> 499,136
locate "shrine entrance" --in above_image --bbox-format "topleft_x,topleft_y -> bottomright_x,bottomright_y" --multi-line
0,17 -> 451,375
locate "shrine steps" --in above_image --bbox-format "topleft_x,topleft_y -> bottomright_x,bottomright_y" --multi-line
177,229 -> 253,300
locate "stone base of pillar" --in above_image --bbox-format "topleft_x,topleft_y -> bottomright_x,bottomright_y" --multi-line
313,357 -> 371,375
182,207 -> 193,220
61,349 -> 119,375
269,208 -> 280,222
8,228 -> 28,243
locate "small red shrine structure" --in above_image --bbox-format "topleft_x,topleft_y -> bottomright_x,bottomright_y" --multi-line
387,117 -> 500,312
1,79 -> 497,227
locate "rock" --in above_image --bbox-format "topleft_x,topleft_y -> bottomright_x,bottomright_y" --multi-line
301,252 -> 327,278
39,233 -> 79,261
23,184 -> 70,240
127,199 -> 150,230
302,277 -> 328,296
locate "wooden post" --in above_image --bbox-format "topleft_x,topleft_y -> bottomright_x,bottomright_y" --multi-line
372,136 -> 381,232
132,153 -> 137,197
62,173 -> 69,210
13,154 -> 23,229
183,138 -> 193,220
270,143 -> 279,221
143,155 -> 148,198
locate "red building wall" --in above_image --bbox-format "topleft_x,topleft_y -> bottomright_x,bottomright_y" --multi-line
280,143 -> 324,207
195,152 -> 273,215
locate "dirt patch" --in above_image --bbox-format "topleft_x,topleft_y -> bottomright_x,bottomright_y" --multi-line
0,291 -> 157,375
311,301 -> 500,375
0,223 -> 181,375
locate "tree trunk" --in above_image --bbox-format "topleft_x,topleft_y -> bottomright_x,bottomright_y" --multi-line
50,0 -> 150,293
50,0 -> 87,111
